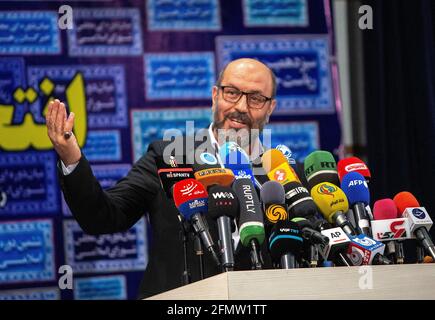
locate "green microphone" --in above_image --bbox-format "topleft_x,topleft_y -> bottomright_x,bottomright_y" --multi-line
304,150 -> 340,190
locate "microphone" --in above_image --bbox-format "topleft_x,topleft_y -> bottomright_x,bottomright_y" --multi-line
320,226 -> 351,265
291,217 -> 329,268
291,217 -> 330,246
261,150 -> 318,219
157,167 -> 195,198
304,150 -> 340,189
275,144 -> 296,165
193,167 -> 235,189
393,192 -> 435,260
172,178 -> 220,266
340,172 -> 372,236
346,234 -> 391,265
283,181 -> 319,220
259,181 -> 288,229
310,182 -> 356,236
219,142 -> 256,184
208,185 -> 239,272
337,156 -> 371,182
371,198 -> 409,263
268,220 -> 303,269
261,149 -> 301,185
232,178 -> 265,270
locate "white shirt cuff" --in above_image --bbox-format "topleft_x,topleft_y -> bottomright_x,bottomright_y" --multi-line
61,160 -> 79,175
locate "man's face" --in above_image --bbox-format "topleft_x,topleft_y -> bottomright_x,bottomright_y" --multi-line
211,61 -> 276,139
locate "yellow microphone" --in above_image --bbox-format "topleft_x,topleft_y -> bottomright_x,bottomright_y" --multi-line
311,182 -> 355,236
262,149 -> 300,185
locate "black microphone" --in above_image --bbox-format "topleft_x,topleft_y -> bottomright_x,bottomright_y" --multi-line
208,186 -> 239,272
269,220 -> 304,269
283,181 -> 319,221
291,217 -> 330,246
233,178 -> 265,270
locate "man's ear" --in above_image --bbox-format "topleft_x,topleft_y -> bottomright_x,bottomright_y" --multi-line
267,99 -> 277,117
212,86 -> 218,112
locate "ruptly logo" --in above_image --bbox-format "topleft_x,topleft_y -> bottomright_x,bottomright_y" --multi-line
266,205 -> 288,223
412,208 -> 426,219
199,152 -> 217,165
317,184 -> 337,197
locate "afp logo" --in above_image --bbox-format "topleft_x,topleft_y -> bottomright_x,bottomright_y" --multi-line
348,179 -> 368,189
412,208 -> 426,219
199,152 -> 217,165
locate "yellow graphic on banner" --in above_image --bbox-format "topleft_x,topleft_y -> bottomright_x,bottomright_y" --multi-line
0,73 -> 87,151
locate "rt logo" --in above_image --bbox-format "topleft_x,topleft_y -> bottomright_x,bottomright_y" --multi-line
412,208 -> 426,219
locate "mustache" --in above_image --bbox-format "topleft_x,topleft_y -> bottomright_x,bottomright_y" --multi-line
225,111 -> 252,127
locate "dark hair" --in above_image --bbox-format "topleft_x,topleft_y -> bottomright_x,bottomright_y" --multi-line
215,60 -> 277,98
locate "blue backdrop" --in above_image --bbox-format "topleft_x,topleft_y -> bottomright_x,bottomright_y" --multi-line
0,0 -> 342,299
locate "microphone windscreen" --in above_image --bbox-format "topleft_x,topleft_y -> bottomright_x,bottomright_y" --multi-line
208,185 -> 239,220
340,172 -> 370,205
304,150 -> 340,188
311,182 -> 349,223
260,181 -> 285,205
233,178 -> 265,246
393,191 -> 420,215
261,149 -> 288,173
337,157 -> 371,182
219,142 -> 249,168
283,181 -> 317,218
268,220 -> 303,262
194,168 -> 235,189
373,199 -> 398,220
172,179 -> 208,220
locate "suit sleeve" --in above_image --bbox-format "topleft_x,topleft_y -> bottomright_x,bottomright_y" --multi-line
59,141 -> 162,235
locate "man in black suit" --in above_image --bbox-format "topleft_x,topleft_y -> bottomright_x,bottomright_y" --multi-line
46,58 -> 277,299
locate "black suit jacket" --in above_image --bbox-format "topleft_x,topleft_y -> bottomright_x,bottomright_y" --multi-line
59,129 -> 274,299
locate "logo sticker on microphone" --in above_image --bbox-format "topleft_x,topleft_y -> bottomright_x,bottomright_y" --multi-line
273,169 -> 287,182
412,208 -> 426,219
199,152 -> 217,165
317,184 -> 336,197
266,205 -> 288,223
345,163 -> 367,172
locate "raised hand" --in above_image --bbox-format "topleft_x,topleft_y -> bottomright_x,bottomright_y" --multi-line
45,99 -> 82,166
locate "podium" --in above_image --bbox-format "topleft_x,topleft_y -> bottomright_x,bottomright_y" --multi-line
146,264 -> 435,299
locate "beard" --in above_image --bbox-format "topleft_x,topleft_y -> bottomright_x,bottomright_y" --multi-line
212,98 -> 269,149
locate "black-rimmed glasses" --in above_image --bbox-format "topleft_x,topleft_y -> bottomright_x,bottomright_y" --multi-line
217,85 -> 272,109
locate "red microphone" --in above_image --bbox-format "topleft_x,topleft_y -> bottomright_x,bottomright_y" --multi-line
393,191 -> 435,261
337,157 -> 371,182
172,179 -> 220,266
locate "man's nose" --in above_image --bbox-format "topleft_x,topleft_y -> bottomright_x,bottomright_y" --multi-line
234,94 -> 249,113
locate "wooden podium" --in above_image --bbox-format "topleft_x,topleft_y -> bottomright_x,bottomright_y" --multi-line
146,264 -> 435,300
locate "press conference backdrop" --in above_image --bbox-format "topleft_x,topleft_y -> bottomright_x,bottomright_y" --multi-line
0,0 -> 342,299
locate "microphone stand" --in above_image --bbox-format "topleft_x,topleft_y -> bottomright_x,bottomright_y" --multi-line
249,239 -> 263,270
194,235 -> 205,280
178,216 -> 191,285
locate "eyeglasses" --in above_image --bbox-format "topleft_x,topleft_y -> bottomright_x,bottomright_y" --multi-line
217,85 -> 272,109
